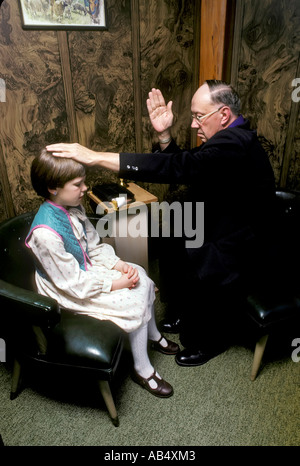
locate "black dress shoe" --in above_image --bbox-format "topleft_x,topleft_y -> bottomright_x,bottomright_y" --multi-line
159,318 -> 181,334
175,347 -> 227,367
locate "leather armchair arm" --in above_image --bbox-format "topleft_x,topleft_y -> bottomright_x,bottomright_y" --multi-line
0,279 -> 61,328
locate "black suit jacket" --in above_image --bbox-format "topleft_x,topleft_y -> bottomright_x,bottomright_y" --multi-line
119,119 -> 276,286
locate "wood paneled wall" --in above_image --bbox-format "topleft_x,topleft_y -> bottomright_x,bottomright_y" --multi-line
0,0 -> 198,221
231,0 -> 300,190
196,0 -> 235,146
199,0 -> 234,83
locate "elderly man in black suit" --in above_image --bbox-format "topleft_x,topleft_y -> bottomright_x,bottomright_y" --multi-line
47,80 -> 276,367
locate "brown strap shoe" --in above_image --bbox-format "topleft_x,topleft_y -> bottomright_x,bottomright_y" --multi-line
132,371 -> 174,398
150,336 -> 180,355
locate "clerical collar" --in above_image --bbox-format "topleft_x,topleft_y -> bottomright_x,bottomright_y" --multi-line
229,114 -> 246,128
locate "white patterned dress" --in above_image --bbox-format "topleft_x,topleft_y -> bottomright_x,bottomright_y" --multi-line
27,207 -> 155,333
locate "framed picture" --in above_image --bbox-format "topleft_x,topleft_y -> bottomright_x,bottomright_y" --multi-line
19,0 -> 107,30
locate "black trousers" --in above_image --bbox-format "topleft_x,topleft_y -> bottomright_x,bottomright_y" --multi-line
179,279 -> 246,351
157,236 -> 247,351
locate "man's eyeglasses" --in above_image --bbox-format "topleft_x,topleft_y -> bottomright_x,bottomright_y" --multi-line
191,106 -> 224,125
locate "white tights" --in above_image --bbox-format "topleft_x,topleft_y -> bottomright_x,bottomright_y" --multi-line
128,304 -> 167,387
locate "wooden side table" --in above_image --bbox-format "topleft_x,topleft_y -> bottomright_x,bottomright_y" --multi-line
88,182 -> 158,272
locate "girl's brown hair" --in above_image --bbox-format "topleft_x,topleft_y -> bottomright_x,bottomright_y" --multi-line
31,149 -> 86,199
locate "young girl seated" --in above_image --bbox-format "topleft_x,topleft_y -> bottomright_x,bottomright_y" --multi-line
26,149 -> 179,398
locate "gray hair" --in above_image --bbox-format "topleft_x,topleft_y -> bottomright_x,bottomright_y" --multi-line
205,80 -> 241,116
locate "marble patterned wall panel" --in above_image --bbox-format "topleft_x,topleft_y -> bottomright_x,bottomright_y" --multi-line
286,109 -> 300,190
68,0 -> 135,154
0,0 -> 197,220
0,0 -> 68,217
67,0 -> 135,189
139,0 -> 195,152
0,186 -> 5,220
138,0 -> 196,202
234,0 -> 300,187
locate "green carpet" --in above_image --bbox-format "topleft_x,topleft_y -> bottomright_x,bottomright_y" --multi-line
0,295 -> 299,447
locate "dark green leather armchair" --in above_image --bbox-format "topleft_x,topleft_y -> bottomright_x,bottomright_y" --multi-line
0,211 -> 124,426
246,190 -> 300,380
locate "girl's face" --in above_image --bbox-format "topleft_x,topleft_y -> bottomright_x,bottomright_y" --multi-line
50,176 -> 88,207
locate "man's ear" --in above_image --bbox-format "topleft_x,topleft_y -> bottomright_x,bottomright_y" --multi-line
220,106 -> 231,126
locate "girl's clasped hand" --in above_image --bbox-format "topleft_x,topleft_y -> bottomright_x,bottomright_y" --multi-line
111,260 -> 140,291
